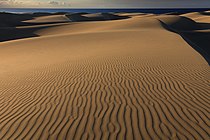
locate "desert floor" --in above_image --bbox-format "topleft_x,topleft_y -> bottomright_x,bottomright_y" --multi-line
0,11 -> 209,140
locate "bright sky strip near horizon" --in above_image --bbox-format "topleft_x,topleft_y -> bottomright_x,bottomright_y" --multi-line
0,0 -> 210,8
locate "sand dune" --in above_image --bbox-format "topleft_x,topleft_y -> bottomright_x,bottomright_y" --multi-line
182,11 -> 210,23
0,13 -> 34,27
24,14 -> 70,24
66,12 -> 129,22
158,15 -> 210,64
0,12 -> 70,42
0,12 -> 209,140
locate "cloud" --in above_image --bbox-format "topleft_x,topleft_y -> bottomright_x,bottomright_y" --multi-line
0,0 -> 210,8
0,0 -> 71,8
48,1 -> 71,7
0,0 -> 22,7
49,1 -> 59,5
0,0 -> 11,5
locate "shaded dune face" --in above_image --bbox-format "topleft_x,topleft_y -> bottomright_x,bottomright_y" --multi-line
66,13 -> 130,22
0,12 -> 129,42
158,15 -> 210,64
0,12 -> 55,27
0,12 -> 209,140
0,13 -> 68,42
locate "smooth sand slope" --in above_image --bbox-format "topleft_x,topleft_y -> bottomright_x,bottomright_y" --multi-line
0,12 -> 209,140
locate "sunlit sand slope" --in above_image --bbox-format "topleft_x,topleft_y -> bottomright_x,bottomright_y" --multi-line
0,12 -> 209,140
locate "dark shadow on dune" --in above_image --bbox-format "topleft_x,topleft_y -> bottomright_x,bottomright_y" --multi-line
0,12 -> 70,42
0,12 -> 69,42
159,17 -> 210,65
199,11 -> 210,16
0,12 -> 130,42
0,12 -> 55,27
66,13 -> 130,22
166,10 -> 210,16
0,13 -> 33,27
0,27 -> 40,42
0,27 -> 46,42
0,12 -> 72,27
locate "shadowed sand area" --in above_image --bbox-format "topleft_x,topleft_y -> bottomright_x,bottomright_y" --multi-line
0,12 -> 209,140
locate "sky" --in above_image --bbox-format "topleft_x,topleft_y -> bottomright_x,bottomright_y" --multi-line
0,0 -> 210,8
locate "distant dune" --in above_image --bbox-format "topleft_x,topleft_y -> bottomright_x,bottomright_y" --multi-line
0,11 -> 209,140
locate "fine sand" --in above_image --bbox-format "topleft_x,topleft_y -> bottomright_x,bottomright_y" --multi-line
0,11 -> 209,140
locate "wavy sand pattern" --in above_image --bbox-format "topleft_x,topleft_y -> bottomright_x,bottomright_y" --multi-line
0,12 -> 209,140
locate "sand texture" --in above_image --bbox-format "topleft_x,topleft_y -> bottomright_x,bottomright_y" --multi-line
0,12 -> 209,140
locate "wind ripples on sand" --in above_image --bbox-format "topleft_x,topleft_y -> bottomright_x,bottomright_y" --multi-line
0,57 -> 209,140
